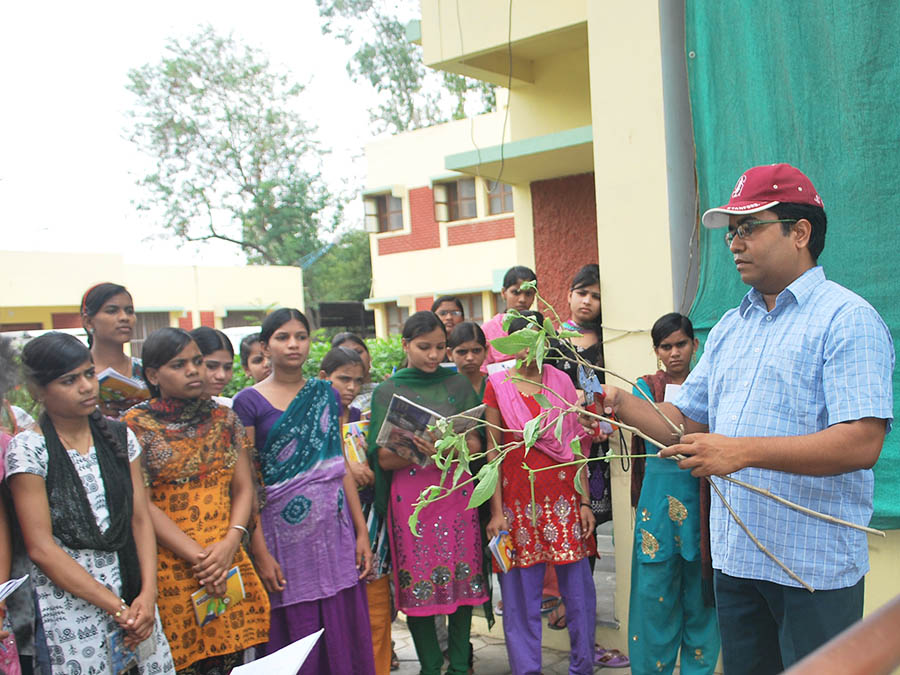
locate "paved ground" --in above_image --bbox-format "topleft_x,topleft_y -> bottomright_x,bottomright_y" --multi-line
390,522 -> 653,674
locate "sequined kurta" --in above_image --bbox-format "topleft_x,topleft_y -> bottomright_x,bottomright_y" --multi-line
483,382 -> 597,570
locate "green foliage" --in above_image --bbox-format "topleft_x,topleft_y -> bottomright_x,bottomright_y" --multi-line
315,0 -> 496,134
303,229 -> 373,306
125,26 -> 335,267
221,332 -> 405,398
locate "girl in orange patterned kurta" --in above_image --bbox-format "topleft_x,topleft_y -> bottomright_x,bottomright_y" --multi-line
124,328 -> 269,674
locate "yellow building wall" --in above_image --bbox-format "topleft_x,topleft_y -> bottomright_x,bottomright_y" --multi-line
420,0 -> 587,67
1,252 -> 304,331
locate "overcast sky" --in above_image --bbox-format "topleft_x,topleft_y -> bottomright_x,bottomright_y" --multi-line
0,1 -> 381,265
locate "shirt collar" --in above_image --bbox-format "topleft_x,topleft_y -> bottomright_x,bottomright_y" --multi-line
739,266 -> 825,317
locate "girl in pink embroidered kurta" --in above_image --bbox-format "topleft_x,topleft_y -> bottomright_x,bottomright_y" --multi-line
369,312 -> 487,675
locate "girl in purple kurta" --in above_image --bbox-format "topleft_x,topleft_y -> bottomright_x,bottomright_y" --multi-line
369,312 -> 488,675
233,308 -> 374,674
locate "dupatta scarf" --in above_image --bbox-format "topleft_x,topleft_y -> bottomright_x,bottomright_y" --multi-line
367,367 -> 480,517
260,378 -> 357,605
487,363 -> 590,463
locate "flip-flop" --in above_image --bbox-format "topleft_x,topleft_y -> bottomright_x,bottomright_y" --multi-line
547,606 -> 567,630
540,595 -> 562,614
595,647 -> 630,668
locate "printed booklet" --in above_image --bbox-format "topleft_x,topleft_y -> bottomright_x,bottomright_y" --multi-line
374,395 -> 485,466
190,565 -> 246,627
97,367 -> 150,409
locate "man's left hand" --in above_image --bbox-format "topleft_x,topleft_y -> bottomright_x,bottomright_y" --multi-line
660,433 -> 746,477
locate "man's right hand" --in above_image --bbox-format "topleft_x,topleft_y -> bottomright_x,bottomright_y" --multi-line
579,385 -> 623,432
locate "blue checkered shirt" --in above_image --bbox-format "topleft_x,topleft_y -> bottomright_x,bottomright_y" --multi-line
674,266 -> 894,589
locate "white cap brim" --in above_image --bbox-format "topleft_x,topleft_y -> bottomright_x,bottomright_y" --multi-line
701,201 -> 780,228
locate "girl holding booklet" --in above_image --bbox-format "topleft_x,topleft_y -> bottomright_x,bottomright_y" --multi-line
123,328 -> 269,674
369,311 -> 489,675
318,347 -> 393,675
232,309 -> 374,675
80,282 -> 148,417
6,332 -> 175,675
483,311 -> 598,675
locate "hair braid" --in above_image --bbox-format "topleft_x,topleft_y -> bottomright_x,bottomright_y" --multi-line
90,409 -> 128,460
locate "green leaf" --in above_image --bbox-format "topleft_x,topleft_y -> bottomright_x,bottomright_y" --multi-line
574,464 -> 587,498
534,334 -> 548,369
556,329 -> 582,340
533,393 -> 552,409
518,279 -> 537,291
490,330 -> 537,355
501,310 -> 523,331
467,462 -> 499,509
523,415 -> 543,449
571,437 -> 585,457
543,317 -> 558,338
554,413 -> 565,441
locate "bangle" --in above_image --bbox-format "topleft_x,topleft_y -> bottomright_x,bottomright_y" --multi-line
112,598 -> 128,618
580,502 -> 590,508
230,524 -> 249,536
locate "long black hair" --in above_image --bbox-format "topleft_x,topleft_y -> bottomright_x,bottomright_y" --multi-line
448,321 -> 486,350
569,264 -> 603,334
140,327 -> 195,398
502,265 -> 537,289
650,313 -> 694,348
81,283 -> 132,348
21,332 -> 127,457
431,295 -> 464,314
508,310 -> 544,335
402,311 -> 445,341
190,326 -> 234,358
260,308 -> 310,344
319,346 -> 364,375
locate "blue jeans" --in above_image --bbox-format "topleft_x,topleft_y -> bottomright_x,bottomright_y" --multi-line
714,571 -> 864,674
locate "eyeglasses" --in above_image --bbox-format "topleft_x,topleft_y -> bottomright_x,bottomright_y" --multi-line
436,310 -> 462,317
724,219 -> 797,246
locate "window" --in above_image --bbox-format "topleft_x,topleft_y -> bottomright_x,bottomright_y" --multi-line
376,195 -> 404,232
435,178 -> 477,222
385,302 -> 410,336
223,310 -> 266,328
131,311 -> 170,357
487,181 -> 514,215
455,293 -> 485,324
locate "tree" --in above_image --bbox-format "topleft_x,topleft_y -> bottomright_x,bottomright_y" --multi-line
303,228 -> 373,306
125,26 -> 335,266
316,0 -> 496,134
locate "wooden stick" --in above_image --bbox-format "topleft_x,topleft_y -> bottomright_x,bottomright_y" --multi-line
707,477 -> 814,592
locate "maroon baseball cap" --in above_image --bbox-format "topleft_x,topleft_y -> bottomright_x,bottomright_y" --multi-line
702,163 -> 824,229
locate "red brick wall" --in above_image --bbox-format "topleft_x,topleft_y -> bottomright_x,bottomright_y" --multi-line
415,296 -> 434,312
377,187 -> 441,255
447,217 -> 515,246
530,173 -> 598,323
178,316 -> 193,330
200,311 -> 215,327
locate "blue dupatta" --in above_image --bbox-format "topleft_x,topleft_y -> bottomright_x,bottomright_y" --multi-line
261,378 -> 343,486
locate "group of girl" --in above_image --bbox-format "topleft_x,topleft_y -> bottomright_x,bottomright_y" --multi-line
0,265 -> 717,675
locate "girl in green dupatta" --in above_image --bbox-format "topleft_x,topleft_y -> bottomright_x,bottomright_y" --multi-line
232,309 -> 374,674
369,312 -> 488,675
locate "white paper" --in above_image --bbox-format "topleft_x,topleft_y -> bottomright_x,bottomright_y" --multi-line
231,629 -> 324,675
663,383 -> 681,403
486,359 -> 516,375
0,575 -> 29,603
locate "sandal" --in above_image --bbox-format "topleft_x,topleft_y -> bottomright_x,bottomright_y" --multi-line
594,646 -> 630,668
540,595 -> 561,614
547,604 -> 567,630
390,648 -> 399,671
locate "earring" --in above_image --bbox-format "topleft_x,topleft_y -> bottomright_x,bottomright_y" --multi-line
657,357 -> 664,371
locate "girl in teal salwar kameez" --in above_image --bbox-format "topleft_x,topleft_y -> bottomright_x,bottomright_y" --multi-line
628,313 -> 720,674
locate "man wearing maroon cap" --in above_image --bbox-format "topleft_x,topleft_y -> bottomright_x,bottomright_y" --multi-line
591,164 -> 894,673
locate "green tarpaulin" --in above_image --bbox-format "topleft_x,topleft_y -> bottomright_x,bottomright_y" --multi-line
685,2 -> 900,529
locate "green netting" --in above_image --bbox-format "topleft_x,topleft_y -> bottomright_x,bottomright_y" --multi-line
685,2 -> 900,529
